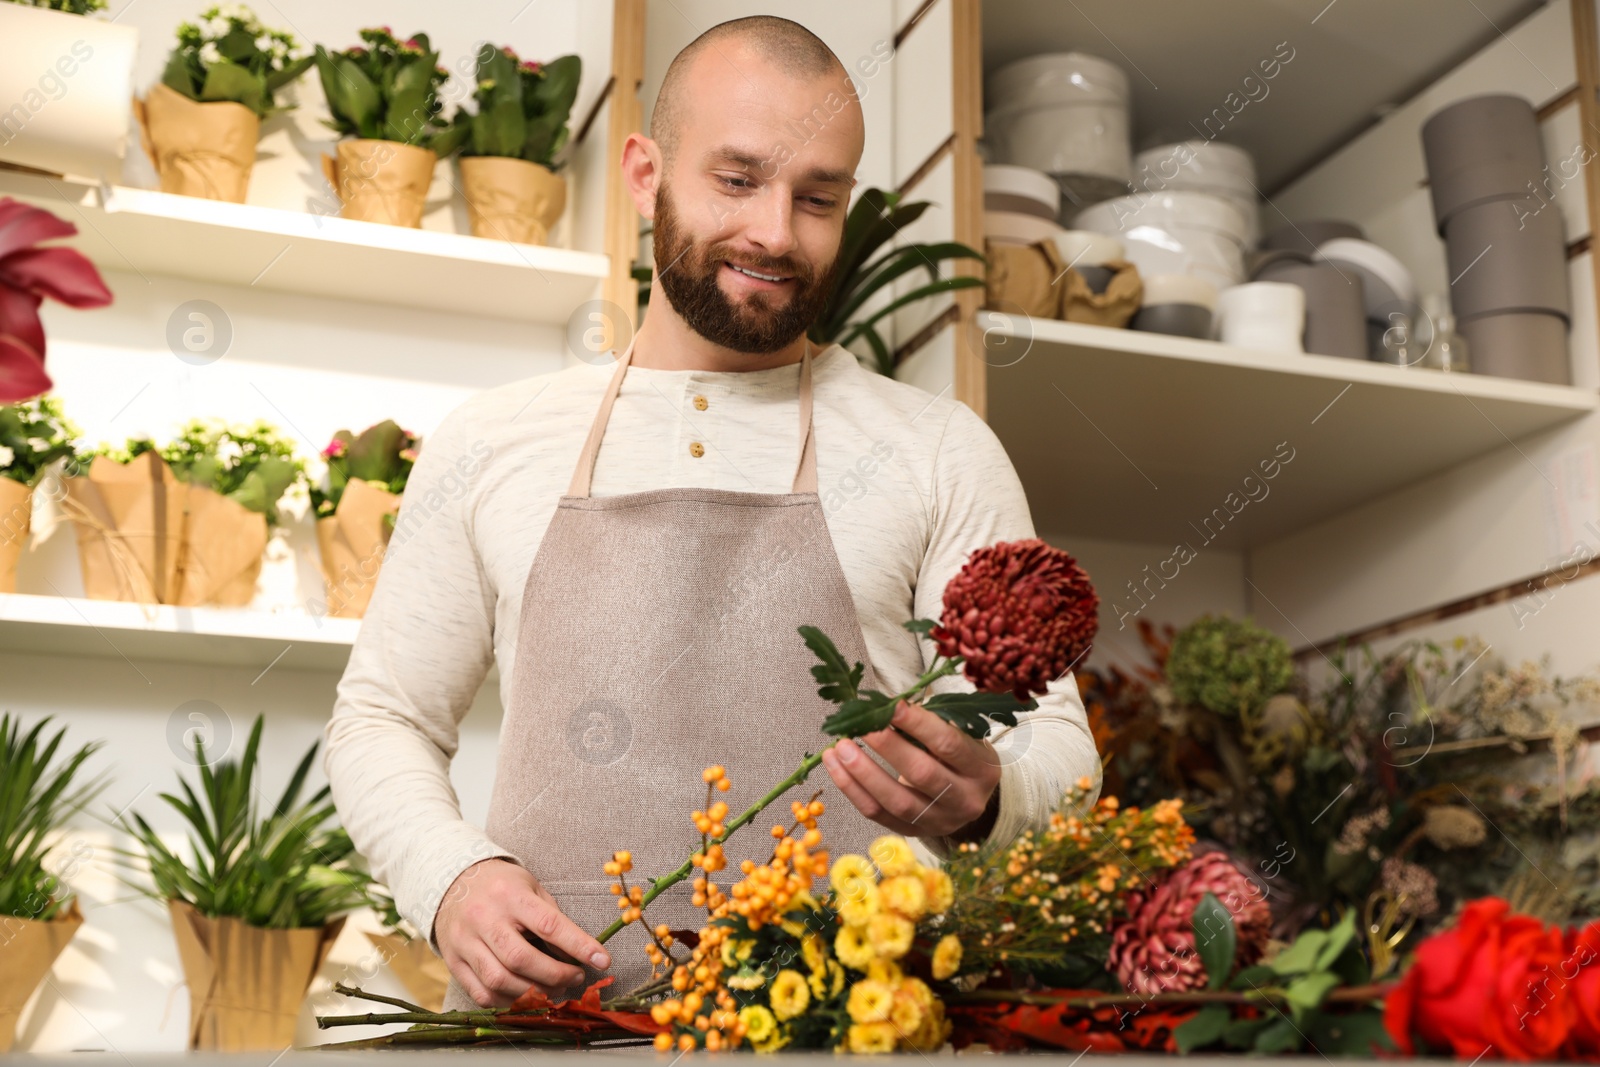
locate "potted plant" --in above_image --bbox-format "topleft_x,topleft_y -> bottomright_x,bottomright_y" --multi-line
0,713 -> 105,1052
0,0 -> 139,182
133,4 -> 314,203
0,396 -> 78,592
62,436 -> 185,603
310,420 -> 417,618
0,198 -> 114,403
448,45 -> 581,244
117,715 -> 371,1051
312,28 -> 467,227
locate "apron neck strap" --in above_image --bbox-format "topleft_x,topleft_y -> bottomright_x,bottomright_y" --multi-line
566,338 -> 820,498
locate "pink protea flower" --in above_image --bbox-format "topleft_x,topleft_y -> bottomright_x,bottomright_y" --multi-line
931,538 -> 1098,700
1107,851 -> 1272,995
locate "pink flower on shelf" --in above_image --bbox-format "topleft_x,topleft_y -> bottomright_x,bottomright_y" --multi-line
501,45 -> 518,59
521,59 -> 542,73
321,438 -> 347,459
399,447 -> 419,463
346,45 -> 367,57
0,197 -> 113,402
402,36 -> 422,50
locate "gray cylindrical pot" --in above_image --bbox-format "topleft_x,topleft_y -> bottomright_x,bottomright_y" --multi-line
1422,94 -> 1544,234
1445,197 -> 1569,319
1457,309 -> 1570,384
1261,220 -> 1364,256
1257,261 -> 1367,359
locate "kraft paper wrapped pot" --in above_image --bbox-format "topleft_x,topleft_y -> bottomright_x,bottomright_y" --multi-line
172,486 -> 268,607
315,478 -> 401,618
63,452 -> 186,604
363,931 -> 449,1012
458,156 -> 567,244
132,83 -> 260,203
0,901 -> 83,1052
168,900 -> 343,1051
983,237 -> 1068,319
0,477 -> 30,595
322,140 -> 437,227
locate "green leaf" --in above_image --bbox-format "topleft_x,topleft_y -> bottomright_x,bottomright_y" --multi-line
921,691 -> 1032,739
1304,1008 -> 1396,1057
346,421 -> 405,481
1285,971 -> 1341,1021
1222,1016 -> 1272,1049
1192,891 -> 1237,990
1253,1016 -> 1302,1054
265,54 -> 314,92
1315,910 -> 1358,973
1269,929 -> 1329,976
161,49 -> 199,99
902,618 -> 937,637
1228,963 -> 1277,990
199,58 -> 264,115
1174,1004 -> 1230,1053
821,691 -> 896,738
799,625 -> 863,704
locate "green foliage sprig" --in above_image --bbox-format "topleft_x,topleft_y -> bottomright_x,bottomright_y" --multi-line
116,715 -> 371,929
1166,613 -> 1294,719
450,45 -> 581,169
157,418 -> 303,527
313,27 -> 467,153
0,395 -> 78,487
2,0 -> 107,14
0,714 -> 106,922
308,419 -> 418,519
161,4 -> 313,119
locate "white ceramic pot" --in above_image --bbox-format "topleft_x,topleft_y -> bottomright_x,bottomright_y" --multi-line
1074,191 -> 1251,247
1053,230 -> 1124,267
985,100 -> 1132,194
0,4 -> 139,181
983,163 -> 1060,219
984,209 -> 1064,245
987,51 -> 1130,108
1216,281 -> 1306,352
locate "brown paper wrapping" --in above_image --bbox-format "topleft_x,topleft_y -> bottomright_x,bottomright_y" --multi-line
64,452 -> 186,604
168,900 -> 344,1052
314,479 -> 400,619
173,486 -> 267,607
458,156 -> 567,245
0,901 -> 83,1053
322,139 -> 436,227
0,476 -> 30,594
983,238 -> 1069,318
132,82 -> 260,203
362,931 -> 449,1012
1061,258 -> 1143,328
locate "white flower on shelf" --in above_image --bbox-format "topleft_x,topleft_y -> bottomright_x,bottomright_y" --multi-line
26,438 -> 48,452
200,41 -> 223,67
0,446 -> 14,467
215,439 -> 245,464
254,34 -> 272,53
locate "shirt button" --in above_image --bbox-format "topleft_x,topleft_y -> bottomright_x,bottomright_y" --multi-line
693,394 -> 709,411
689,441 -> 705,458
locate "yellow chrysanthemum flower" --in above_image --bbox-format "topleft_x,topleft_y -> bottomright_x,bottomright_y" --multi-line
754,1026 -> 792,1054
769,968 -> 810,1020
727,969 -> 768,990
921,867 -> 955,913
721,937 -> 756,967
847,979 -> 894,1023
835,875 -> 881,927
867,912 -> 915,960
739,1004 -> 777,1044
866,958 -> 902,985
801,933 -> 826,973
879,874 -> 928,920
890,988 -> 926,1033
847,1021 -> 899,1054
932,933 -> 963,980
834,923 -> 876,970
786,888 -> 820,913
869,835 -> 917,878
902,976 -> 935,1011
809,958 -> 846,1000
780,917 -> 807,939
904,1001 -> 950,1052
830,854 -> 875,889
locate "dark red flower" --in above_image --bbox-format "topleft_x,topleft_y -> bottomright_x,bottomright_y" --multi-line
932,538 -> 1098,700
1384,897 -> 1572,1061
1562,920 -> 1600,1058
0,197 -> 113,403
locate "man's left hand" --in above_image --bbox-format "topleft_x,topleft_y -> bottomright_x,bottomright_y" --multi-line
819,699 -> 1000,840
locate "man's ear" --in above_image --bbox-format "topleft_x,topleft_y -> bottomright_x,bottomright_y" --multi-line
621,132 -> 663,221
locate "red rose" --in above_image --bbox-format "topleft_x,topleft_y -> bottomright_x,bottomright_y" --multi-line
1564,921 -> 1600,1058
1384,897 -> 1573,1061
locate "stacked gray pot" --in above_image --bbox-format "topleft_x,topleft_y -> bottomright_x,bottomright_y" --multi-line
1422,94 -> 1570,384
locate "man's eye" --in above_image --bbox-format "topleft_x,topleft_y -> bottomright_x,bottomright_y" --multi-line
803,196 -> 835,209
720,175 -> 753,190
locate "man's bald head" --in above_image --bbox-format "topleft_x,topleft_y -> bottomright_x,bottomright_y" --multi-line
651,16 -> 850,163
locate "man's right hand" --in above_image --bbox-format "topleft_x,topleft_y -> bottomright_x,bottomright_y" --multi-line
433,858 -> 611,1007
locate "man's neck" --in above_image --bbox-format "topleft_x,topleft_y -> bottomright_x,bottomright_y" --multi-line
628,302 -> 809,372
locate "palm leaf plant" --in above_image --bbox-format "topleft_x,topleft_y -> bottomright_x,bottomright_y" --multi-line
0,713 -> 105,922
116,715 -> 371,929
808,187 -> 984,376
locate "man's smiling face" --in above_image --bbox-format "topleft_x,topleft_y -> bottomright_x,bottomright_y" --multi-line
648,38 -> 866,354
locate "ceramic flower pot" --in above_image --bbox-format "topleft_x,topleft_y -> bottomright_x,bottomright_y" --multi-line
0,477 -> 30,594
0,4 -> 139,182
132,82 -> 260,203
457,156 -> 567,244
322,139 -> 437,227
0,901 -> 83,1052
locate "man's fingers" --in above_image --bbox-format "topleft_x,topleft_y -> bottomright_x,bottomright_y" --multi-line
887,700 -> 992,769
821,742 -> 923,835
861,726 -> 948,796
448,954 -> 497,1009
516,892 -> 611,975
465,945 -> 526,1004
488,921 -> 585,990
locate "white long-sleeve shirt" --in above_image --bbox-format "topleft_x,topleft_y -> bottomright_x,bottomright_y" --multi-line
324,342 -> 1101,941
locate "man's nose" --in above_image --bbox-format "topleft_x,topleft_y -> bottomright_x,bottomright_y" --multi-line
742,187 -> 799,260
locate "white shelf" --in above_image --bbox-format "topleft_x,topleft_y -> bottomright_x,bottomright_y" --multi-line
980,312 -> 1599,549
0,592 -> 360,672
0,169 -> 608,326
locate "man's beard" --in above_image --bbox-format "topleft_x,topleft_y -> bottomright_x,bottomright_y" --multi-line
651,182 -> 839,355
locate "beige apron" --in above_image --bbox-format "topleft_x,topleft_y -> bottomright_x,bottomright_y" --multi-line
442,338 -> 886,1009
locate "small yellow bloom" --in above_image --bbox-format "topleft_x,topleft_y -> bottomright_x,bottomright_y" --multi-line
727,969 -> 768,990
904,1001 -> 951,1052
869,835 -> 917,878
787,888 -> 820,913
866,958 -> 902,985
753,1026 -> 792,1054
801,933 -> 826,973
879,874 -> 928,920
780,917 -> 807,939
846,979 -> 895,1024
890,988 -> 926,1033
769,968 -> 810,1020
739,1004 -> 777,1044
834,923 -> 876,970
902,976 -> 935,1011
846,1021 -> 899,1054
932,934 -> 963,979
867,913 -> 915,960
809,958 -> 846,1000
834,875 -> 881,927
921,868 -> 955,913
829,854 -> 875,889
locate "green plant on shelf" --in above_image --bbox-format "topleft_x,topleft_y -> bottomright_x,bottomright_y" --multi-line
161,418 -> 304,527
309,419 -> 419,527
313,27 -> 468,154
2,0 -> 107,15
0,395 -> 79,487
115,714 -> 373,929
447,44 -> 581,169
160,4 -> 313,119
0,713 -> 107,923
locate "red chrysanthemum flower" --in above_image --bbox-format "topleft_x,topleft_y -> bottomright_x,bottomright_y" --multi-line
932,538 -> 1098,700
0,198 -> 113,402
